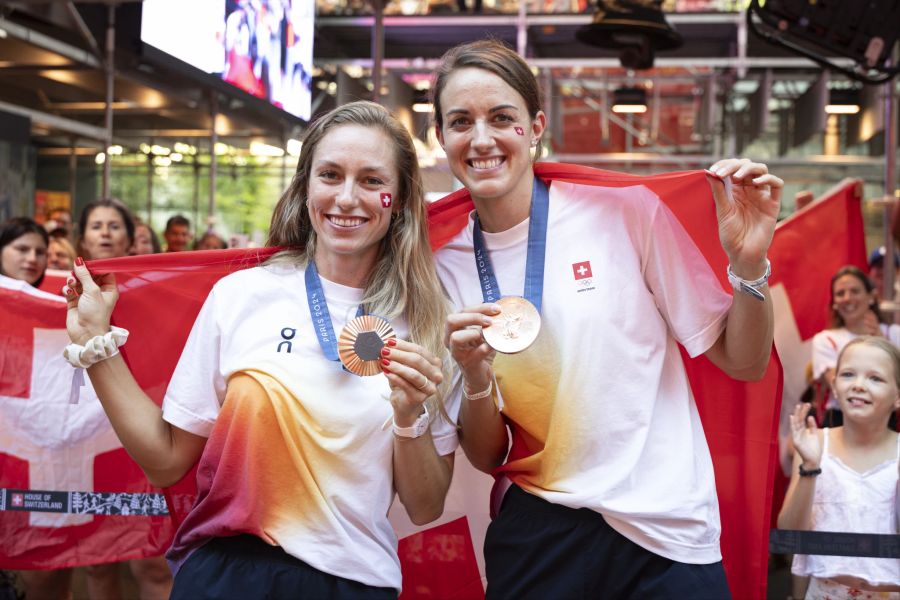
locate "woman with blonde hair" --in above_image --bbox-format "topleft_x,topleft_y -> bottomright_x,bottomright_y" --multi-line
65,101 -> 456,598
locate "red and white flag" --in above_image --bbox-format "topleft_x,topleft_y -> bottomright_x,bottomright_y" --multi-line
768,180 -> 866,499
2,163 -> 788,598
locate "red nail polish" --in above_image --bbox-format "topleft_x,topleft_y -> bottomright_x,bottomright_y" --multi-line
75,256 -> 84,267
381,348 -> 390,357
387,338 -> 397,347
381,358 -> 390,366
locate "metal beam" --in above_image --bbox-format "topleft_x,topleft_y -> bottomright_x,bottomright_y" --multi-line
0,99 -> 107,139
315,12 -> 742,28
0,16 -> 102,69
317,56 -> 858,70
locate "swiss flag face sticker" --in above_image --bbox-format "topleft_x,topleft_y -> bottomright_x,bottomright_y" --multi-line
572,261 -> 592,280
380,192 -> 392,208
514,126 -> 525,136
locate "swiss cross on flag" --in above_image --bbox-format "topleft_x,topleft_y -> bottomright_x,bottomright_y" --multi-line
11,493 -> 23,507
380,192 -> 392,208
572,261 -> 592,280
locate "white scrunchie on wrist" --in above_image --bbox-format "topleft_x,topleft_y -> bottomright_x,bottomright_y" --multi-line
64,326 -> 129,369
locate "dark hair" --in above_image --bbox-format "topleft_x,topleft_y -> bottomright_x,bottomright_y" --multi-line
829,265 -> 882,327
431,39 -> 543,157
134,222 -> 162,253
0,216 -> 50,287
165,215 -> 191,232
76,198 -> 136,255
194,231 -> 227,250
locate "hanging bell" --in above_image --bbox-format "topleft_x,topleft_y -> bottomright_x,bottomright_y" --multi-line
576,0 -> 683,70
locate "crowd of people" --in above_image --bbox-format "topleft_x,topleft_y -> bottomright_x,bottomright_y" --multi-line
0,38 -> 897,600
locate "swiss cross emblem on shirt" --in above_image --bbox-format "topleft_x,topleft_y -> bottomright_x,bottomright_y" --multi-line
380,193 -> 392,208
572,261 -> 592,280
11,493 -> 24,507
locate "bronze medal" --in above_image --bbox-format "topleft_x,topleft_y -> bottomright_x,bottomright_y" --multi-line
338,315 -> 396,376
482,296 -> 541,354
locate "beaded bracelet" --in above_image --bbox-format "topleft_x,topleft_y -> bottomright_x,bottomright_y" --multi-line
463,380 -> 493,401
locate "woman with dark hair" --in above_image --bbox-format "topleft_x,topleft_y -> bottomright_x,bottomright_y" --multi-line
76,198 -> 135,261
434,39 -> 783,597
0,217 -> 49,287
131,222 -> 162,255
193,231 -> 228,251
812,265 -> 900,428
64,101 -> 456,598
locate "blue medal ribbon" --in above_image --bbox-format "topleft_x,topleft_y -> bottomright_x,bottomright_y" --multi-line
305,261 -> 364,362
472,178 -> 550,313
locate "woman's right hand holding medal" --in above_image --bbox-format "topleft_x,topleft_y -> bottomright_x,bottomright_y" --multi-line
382,339 -> 444,425
444,303 -> 501,395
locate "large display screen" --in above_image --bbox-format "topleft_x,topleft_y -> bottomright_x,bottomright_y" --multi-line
141,0 -> 314,121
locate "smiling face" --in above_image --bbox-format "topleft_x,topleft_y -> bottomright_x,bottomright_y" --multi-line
832,273 -> 876,328
81,206 -> 131,259
307,123 -> 398,283
832,342 -> 900,424
436,67 -> 545,207
1,232 -> 47,285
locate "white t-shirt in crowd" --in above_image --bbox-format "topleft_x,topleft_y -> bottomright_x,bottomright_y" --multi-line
435,180 -> 732,565
162,264 -> 459,591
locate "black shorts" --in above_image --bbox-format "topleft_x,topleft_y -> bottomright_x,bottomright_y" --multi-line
171,534 -> 398,600
484,485 -> 731,600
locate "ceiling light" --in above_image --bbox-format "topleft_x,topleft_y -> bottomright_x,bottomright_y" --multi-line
249,141 -> 285,157
412,103 -> 433,113
611,87 -> 648,114
286,139 -> 303,157
825,88 -> 861,114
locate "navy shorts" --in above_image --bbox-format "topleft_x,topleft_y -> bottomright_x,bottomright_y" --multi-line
484,485 -> 731,600
171,534 -> 397,600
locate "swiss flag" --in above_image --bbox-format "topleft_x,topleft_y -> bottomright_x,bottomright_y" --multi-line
572,261 -> 592,280
768,179 -> 866,513
381,192 -> 392,208
2,163 -> 795,598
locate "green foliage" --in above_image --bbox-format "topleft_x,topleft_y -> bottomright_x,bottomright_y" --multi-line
107,160 -> 290,242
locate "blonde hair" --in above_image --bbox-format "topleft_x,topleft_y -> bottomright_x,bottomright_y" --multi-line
267,101 -> 451,410
837,336 -> 900,390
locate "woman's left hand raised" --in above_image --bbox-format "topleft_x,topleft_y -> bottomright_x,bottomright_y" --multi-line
381,339 -> 444,426
708,158 -> 783,279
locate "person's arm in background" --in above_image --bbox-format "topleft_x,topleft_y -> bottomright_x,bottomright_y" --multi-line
777,403 -> 823,530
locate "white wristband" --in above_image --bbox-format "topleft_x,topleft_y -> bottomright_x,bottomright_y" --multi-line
393,405 -> 430,439
463,379 -> 493,401
63,326 -> 129,369
726,259 -> 771,301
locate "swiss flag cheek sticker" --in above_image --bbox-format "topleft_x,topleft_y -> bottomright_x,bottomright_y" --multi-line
380,193 -> 392,208
514,126 -> 525,136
